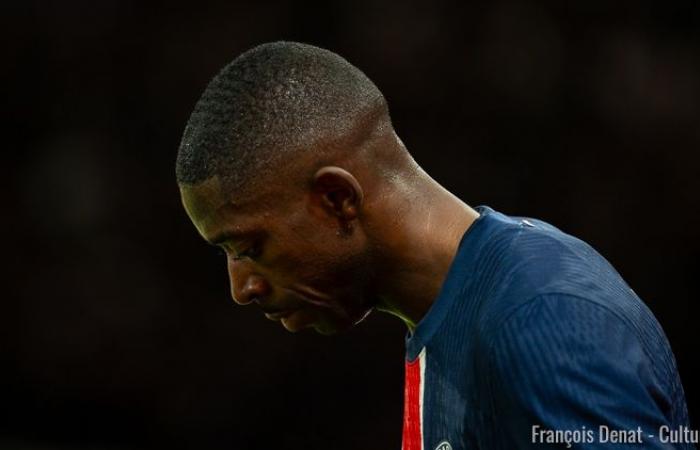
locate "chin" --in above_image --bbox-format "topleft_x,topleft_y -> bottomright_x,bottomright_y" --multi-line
313,307 -> 374,336
313,324 -> 341,336
278,311 -> 347,334
278,318 -> 338,335
313,323 -> 355,336
279,303 -> 374,335
309,318 -> 350,336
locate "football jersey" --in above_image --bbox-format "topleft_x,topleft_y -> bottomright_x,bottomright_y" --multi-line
401,206 -> 694,450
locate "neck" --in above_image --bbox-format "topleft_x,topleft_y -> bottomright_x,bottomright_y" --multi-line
369,168 -> 480,332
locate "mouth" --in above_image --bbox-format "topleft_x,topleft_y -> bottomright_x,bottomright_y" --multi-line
263,309 -> 296,321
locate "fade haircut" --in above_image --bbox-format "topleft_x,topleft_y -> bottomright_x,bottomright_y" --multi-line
176,41 -> 389,193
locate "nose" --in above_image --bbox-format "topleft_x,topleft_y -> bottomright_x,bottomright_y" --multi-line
227,258 -> 270,305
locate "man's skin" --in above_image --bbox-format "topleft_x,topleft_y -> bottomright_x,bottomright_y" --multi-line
180,115 -> 479,335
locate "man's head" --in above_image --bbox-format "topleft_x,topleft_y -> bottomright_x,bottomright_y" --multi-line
177,42 -> 415,334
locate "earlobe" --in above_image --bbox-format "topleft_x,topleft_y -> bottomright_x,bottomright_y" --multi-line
312,166 -> 363,221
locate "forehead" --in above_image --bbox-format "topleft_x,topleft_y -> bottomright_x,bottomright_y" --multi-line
179,176 -> 277,242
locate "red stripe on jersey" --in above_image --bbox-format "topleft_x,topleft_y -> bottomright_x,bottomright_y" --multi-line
402,355 -> 422,450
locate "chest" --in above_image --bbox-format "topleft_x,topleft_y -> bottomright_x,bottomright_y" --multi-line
401,348 -> 484,450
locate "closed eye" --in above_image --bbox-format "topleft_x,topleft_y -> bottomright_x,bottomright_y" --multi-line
232,242 -> 262,261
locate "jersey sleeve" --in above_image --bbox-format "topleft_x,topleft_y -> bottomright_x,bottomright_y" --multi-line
482,293 -> 682,449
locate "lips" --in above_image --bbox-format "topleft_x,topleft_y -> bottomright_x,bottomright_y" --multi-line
264,309 -> 295,320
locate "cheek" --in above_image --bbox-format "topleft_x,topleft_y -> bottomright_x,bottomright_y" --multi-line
268,231 -> 367,289
265,209 -> 372,291
267,217 -> 336,273
301,245 -> 373,296
273,243 -> 339,284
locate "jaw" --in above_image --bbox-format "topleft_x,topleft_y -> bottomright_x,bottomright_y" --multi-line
316,302 -> 375,335
278,300 -> 374,335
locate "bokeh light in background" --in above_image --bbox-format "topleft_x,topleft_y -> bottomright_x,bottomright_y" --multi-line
4,1 -> 699,449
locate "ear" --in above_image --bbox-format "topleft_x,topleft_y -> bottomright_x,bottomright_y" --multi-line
310,166 -> 364,223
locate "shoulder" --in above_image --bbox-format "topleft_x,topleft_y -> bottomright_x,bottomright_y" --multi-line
476,293 -> 660,399
484,293 -> 638,355
485,293 -> 634,345
473,209 -> 602,282
470,211 -> 640,326
479,294 -> 649,399
471,297 -> 685,450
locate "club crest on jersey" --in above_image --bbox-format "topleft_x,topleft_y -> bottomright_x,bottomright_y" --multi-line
435,441 -> 452,450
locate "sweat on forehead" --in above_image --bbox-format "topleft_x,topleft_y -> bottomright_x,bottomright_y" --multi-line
175,41 -> 389,195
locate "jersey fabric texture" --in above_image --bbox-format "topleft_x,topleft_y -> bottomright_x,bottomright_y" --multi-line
401,206 -> 694,450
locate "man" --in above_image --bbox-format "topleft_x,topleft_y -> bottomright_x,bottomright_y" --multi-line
176,42 -> 694,449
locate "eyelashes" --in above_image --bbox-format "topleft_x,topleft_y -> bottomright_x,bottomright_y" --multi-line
240,243 -> 262,259
232,244 -> 261,261
215,242 -> 262,261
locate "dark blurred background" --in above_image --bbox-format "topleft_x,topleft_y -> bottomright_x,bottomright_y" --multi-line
4,0 -> 699,449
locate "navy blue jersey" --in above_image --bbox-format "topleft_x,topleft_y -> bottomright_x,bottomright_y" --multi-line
401,206 -> 694,450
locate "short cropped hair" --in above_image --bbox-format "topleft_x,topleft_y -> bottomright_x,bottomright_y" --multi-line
176,41 -> 388,192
